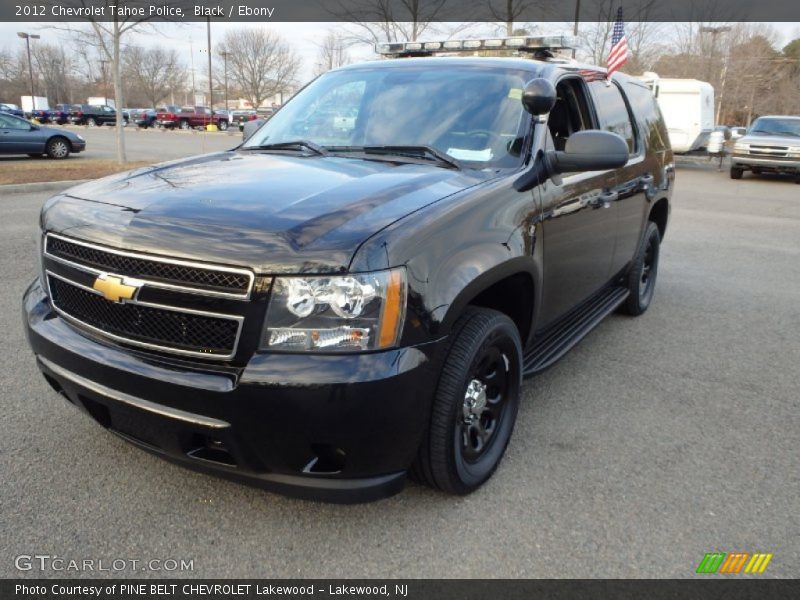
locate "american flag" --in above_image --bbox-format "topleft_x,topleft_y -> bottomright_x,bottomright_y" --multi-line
606,7 -> 630,77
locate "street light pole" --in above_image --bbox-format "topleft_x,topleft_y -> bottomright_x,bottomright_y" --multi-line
220,50 -> 229,110
17,32 -> 41,113
100,59 -> 109,106
206,17 -> 213,109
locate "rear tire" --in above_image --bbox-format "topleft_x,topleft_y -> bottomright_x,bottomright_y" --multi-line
411,307 -> 522,495
46,137 -> 70,159
730,166 -> 743,179
218,120 -> 228,131
621,221 -> 660,316
86,117 -> 97,127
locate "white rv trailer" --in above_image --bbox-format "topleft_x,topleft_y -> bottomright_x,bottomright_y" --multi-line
638,73 -> 715,154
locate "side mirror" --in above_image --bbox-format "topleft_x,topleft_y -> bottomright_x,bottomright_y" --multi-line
546,130 -> 629,174
521,78 -> 556,116
30,124 -> 40,131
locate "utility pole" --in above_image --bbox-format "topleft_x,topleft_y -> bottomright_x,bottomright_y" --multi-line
220,50 -> 229,110
17,31 -> 40,113
700,25 -> 731,124
572,0 -> 581,59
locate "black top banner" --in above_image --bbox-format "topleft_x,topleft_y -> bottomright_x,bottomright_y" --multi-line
1,0 -> 799,22
4,579 -> 800,600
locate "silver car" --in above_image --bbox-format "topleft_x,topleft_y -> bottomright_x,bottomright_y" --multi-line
730,116 -> 800,180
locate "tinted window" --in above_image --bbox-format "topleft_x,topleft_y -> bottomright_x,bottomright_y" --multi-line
588,81 -> 636,153
621,80 -> 669,153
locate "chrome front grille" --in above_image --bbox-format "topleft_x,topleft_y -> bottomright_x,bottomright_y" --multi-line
43,233 -> 253,360
748,145 -> 789,158
46,233 -> 253,298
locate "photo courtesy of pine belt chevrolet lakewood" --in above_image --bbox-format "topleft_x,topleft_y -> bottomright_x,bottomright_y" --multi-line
23,36 -> 673,503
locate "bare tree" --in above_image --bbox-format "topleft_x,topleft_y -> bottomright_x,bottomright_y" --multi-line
329,0 -> 451,44
217,28 -> 300,109
124,46 -> 186,108
314,32 -> 351,77
46,1 -> 185,163
32,44 -> 72,105
485,0 -> 546,37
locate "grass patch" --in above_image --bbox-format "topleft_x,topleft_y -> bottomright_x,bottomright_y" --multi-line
0,158 -> 151,185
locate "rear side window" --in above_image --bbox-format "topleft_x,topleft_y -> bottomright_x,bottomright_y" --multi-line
588,81 -> 636,153
621,80 -> 670,153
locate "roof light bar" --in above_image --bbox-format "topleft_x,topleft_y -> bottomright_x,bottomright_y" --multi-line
376,36 -> 575,57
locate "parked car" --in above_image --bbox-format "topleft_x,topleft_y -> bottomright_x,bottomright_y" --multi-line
23,37 -> 673,502
156,105 -> 228,130
0,103 -> 25,118
730,115 -> 800,180
45,104 -> 71,125
130,108 -> 157,128
69,104 -> 127,127
0,112 -> 85,158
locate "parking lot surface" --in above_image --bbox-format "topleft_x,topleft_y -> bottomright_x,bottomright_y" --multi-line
0,165 -> 798,578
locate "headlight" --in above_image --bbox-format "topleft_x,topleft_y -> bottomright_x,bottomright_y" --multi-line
788,146 -> 800,158
76,134 -> 85,141
733,143 -> 748,153
261,268 -> 407,352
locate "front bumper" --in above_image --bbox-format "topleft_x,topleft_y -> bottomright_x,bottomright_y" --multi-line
23,279 -> 442,503
731,154 -> 800,172
71,141 -> 86,153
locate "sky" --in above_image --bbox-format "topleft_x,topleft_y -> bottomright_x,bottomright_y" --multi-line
2,20 -> 798,88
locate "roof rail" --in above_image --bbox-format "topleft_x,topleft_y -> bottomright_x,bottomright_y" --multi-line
376,36 -> 575,58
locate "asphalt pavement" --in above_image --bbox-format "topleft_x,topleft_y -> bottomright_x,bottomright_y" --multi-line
0,164 -> 797,578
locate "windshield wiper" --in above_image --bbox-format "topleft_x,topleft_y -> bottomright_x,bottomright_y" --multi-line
242,140 -> 328,156
331,145 -> 461,169
774,131 -> 800,138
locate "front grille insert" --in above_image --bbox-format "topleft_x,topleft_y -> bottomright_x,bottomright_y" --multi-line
45,233 -> 253,298
48,273 -> 242,359
748,145 -> 789,158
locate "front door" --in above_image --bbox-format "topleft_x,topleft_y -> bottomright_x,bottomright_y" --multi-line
537,75 -> 619,326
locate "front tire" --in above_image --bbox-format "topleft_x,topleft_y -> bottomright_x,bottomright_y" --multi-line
86,117 -> 97,127
621,221 -> 661,316
46,137 -> 70,159
179,120 -> 190,130
218,120 -> 228,131
411,307 -> 522,495
730,166 -> 743,179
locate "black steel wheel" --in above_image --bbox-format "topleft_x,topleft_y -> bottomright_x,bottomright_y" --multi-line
621,220 -> 661,316
411,307 -> 522,494
730,166 -> 743,179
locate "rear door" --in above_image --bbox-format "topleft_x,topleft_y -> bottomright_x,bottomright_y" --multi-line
587,79 -> 650,275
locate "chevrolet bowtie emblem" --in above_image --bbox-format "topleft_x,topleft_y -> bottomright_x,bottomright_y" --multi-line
92,274 -> 141,303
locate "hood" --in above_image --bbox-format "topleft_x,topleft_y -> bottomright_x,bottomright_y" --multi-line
738,133 -> 800,148
41,151 -> 485,273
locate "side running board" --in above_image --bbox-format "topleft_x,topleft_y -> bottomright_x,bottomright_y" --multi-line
523,286 -> 629,377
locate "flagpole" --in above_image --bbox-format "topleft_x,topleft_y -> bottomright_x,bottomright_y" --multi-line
572,0 -> 581,59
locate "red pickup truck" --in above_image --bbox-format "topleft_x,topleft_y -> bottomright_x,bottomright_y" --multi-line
155,105 -> 229,130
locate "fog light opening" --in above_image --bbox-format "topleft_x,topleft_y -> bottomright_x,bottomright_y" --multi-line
187,434 -> 237,467
304,444 -> 346,474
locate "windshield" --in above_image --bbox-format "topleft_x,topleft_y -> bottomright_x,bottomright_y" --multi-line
749,117 -> 800,138
243,64 -> 531,169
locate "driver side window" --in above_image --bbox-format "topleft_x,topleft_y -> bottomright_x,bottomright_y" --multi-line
547,78 -> 594,151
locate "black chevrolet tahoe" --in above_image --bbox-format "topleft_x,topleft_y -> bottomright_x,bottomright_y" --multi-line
23,38 -> 673,503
